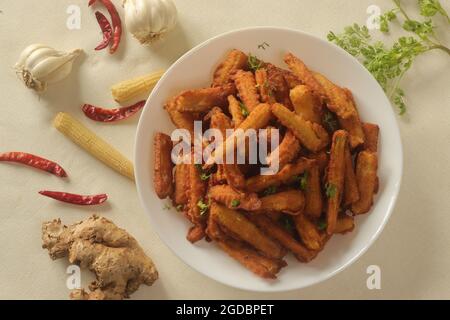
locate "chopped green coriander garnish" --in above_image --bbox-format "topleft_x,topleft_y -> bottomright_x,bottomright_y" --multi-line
248,53 -> 263,72
298,172 -> 309,191
325,183 -> 337,198
280,215 -> 295,233
317,219 -> 328,231
239,102 -> 250,117
197,199 -> 210,215
231,199 -> 241,208
258,42 -> 270,50
263,186 -> 278,196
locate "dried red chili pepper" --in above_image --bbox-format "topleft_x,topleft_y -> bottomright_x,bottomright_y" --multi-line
94,11 -> 112,51
82,100 -> 146,122
39,191 -> 108,206
0,152 -> 67,177
89,0 -> 122,54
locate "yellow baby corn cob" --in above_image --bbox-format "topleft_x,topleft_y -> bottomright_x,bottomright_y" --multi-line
54,112 -> 135,181
111,70 -> 165,103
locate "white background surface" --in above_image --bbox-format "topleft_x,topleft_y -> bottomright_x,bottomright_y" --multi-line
0,0 -> 449,299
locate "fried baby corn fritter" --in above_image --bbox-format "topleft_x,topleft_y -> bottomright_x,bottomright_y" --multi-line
284,52 -> 326,100
210,203 -> 285,260
266,130 -> 301,170
271,103 -> 329,152
304,162 -> 323,219
351,151 -> 379,215
212,49 -> 248,87
256,190 -> 305,215
208,185 -> 261,211
293,213 -> 323,251
233,70 -> 261,112
227,95 -> 245,128
343,145 -> 360,207
326,130 -> 348,235
154,133 -> 174,199
175,84 -> 236,113
290,85 -> 323,124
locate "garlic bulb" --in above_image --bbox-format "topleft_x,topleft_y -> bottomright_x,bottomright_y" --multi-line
123,0 -> 178,45
15,44 -> 82,92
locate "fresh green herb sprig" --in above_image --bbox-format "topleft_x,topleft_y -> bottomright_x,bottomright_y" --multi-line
248,53 -> 263,72
327,0 -> 450,115
195,164 -> 212,181
294,172 -> 309,191
317,219 -> 328,231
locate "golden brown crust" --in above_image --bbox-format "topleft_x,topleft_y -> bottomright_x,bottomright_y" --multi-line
290,85 -> 323,124
362,122 -> 380,152
175,84 -> 236,113
227,95 -> 245,128
293,213 -> 323,251
255,190 -> 305,215
154,133 -> 174,199
304,162 -> 323,219
165,99 -> 196,140
223,163 -> 246,191
246,158 -> 313,193
271,103 -> 329,152
326,130 -> 348,234
306,150 -> 329,177
334,214 -> 355,234
186,163 -> 207,242
248,215 -> 317,262
210,202 -> 285,259
284,52 -> 326,101
267,130 -> 301,170
233,70 -> 261,112
343,145 -> 360,207
208,185 -> 261,211
173,164 -> 189,205
266,64 -> 293,108
212,49 -> 248,86
255,68 -> 276,104
351,151 -> 378,215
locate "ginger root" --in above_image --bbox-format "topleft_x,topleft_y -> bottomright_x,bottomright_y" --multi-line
42,215 -> 158,300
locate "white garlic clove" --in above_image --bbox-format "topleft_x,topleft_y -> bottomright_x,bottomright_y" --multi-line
15,44 -> 82,92
124,0 -> 178,45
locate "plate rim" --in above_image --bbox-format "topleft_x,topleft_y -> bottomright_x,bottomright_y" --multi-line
134,26 -> 403,293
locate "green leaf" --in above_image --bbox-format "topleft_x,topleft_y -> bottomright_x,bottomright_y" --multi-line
317,219 -> 327,231
197,199 -> 210,216
263,186 -> 278,196
231,199 -> 241,208
325,183 -> 337,198
248,53 -> 263,72
239,102 -> 250,117
418,0 -> 449,20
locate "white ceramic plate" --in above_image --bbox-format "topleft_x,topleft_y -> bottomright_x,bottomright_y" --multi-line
134,27 -> 403,292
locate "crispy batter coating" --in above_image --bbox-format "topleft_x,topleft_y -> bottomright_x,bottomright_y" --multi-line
266,64 -> 293,108
341,88 -> 366,148
165,99 -> 196,142
362,122 -> 380,152
255,68 -> 276,104
249,215 -> 317,262
212,49 -> 248,86
307,150 -> 329,177
267,130 -> 301,170
334,214 -> 355,234
42,215 -> 158,300
293,213 -> 323,251
256,190 -> 305,215
187,163 -> 207,242
313,72 -> 356,119
283,70 -> 303,89
290,85 -> 323,124
175,84 -> 236,113
351,151 -> 378,215
173,164 -> 189,205
214,236 -> 287,279
223,163 -> 246,191
246,158 -> 313,192
284,53 -> 326,100
208,185 -> 261,211
326,130 -> 348,234
207,103 -> 272,167
233,70 -> 260,112
304,162 -> 323,219
228,95 -> 245,128
343,145 -> 360,206
210,202 -> 285,259
271,103 -> 329,152
154,133 -> 174,199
